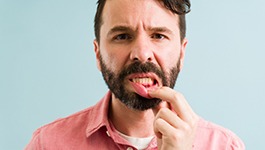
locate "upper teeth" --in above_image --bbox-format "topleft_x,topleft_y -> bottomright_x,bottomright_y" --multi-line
132,78 -> 153,85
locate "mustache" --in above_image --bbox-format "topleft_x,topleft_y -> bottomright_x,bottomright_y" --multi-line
118,61 -> 165,82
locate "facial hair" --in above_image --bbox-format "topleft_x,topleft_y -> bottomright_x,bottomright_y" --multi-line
99,54 -> 181,111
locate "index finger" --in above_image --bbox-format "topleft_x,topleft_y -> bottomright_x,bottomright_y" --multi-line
148,87 -> 195,123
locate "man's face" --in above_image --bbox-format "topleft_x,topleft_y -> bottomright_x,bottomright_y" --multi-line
94,0 -> 187,110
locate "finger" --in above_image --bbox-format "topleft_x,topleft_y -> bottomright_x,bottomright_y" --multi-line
154,118 -> 176,139
149,87 -> 195,123
155,107 -> 186,130
152,101 -> 170,116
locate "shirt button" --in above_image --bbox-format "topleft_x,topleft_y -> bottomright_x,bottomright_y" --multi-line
106,131 -> 110,137
127,147 -> 133,150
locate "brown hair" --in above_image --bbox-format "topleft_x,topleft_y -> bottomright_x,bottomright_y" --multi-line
94,0 -> 191,42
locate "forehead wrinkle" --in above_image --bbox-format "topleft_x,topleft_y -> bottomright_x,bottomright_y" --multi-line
103,0 -> 179,38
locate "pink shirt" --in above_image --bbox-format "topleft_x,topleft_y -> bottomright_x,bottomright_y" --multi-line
25,91 -> 245,150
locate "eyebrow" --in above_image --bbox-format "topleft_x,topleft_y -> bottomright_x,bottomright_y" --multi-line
107,25 -> 174,37
107,26 -> 133,37
148,27 -> 173,35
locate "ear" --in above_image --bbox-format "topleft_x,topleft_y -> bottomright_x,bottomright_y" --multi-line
179,38 -> 188,71
93,39 -> 101,71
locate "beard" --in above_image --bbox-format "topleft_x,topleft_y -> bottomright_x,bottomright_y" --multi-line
99,54 -> 181,111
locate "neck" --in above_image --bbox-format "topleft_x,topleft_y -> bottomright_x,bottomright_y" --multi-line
109,94 -> 155,138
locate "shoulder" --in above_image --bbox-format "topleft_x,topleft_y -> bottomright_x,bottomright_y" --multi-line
25,92 -> 112,149
25,106 -> 94,149
194,118 -> 245,150
40,106 -> 94,132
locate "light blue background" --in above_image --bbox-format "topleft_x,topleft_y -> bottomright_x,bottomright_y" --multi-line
1,0 -> 264,149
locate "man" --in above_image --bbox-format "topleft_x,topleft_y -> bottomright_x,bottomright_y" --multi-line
26,0 -> 245,149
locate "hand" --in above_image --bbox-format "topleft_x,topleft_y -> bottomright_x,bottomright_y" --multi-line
149,87 -> 199,150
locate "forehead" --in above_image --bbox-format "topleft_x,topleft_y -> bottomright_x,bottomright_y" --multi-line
101,0 -> 179,32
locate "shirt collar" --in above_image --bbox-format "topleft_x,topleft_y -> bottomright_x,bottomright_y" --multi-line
86,91 -> 112,137
85,91 -> 158,148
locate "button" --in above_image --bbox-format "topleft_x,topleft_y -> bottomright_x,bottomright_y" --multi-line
127,147 -> 133,150
106,131 -> 110,137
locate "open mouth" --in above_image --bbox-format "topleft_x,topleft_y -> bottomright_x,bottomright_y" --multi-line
127,73 -> 161,98
129,77 -> 158,88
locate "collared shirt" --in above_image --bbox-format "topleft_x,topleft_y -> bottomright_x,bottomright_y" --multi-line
25,91 -> 245,150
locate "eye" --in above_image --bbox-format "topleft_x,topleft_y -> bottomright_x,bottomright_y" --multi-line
151,33 -> 166,40
113,34 -> 132,41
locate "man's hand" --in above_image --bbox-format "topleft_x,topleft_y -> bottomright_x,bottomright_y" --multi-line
149,87 -> 199,150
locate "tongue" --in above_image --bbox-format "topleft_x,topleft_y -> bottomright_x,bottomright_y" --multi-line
131,82 -> 152,99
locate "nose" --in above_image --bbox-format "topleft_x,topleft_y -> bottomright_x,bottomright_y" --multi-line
130,35 -> 154,63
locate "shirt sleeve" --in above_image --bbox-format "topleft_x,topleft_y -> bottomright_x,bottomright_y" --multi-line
24,129 -> 41,150
227,134 -> 245,150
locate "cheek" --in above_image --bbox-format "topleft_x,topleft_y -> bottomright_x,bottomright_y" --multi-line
155,48 -> 180,69
102,50 -> 129,73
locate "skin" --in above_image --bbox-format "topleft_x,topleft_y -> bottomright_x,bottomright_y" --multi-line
93,0 -> 199,149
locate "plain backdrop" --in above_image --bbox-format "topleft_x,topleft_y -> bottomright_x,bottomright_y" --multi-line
1,0 -> 264,149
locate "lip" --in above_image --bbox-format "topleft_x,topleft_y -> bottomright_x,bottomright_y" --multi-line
125,73 -> 161,99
